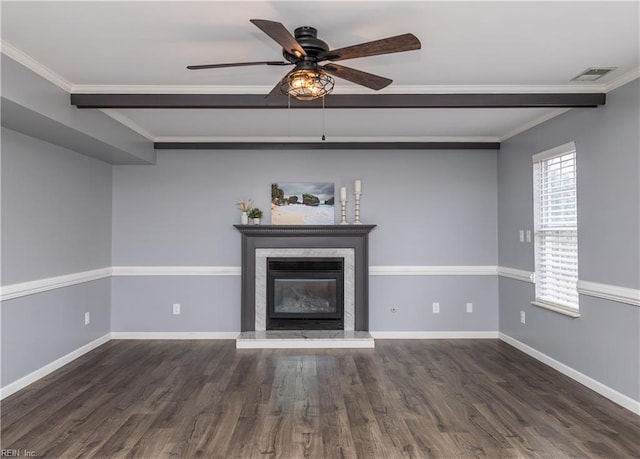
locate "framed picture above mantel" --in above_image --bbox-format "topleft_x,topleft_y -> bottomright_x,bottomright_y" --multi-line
271,182 -> 335,225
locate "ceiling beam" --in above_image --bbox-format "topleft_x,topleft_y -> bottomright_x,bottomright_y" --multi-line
71,93 -> 606,109
154,141 -> 500,150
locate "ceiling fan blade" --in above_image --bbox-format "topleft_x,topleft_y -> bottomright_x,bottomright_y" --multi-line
187,61 -> 291,70
318,33 -> 421,62
250,19 -> 306,58
322,63 -> 392,90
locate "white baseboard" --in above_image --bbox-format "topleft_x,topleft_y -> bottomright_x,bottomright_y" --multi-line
371,331 -> 499,339
111,332 -> 239,340
499,333 -> 640,415
0,333 -> 111,400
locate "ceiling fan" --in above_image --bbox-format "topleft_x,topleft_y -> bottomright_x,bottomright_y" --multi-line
187,19 -> 421,100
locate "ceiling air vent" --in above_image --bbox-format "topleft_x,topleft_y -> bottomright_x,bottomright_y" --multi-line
571,67 -> 617,81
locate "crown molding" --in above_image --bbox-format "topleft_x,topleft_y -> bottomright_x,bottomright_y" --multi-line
68,70 -> 639,95
499,108 -> 572,141
1,40 -> 73,93
604,66 -> 640,93
99,109 -> 155,141
69,83 -> 612,95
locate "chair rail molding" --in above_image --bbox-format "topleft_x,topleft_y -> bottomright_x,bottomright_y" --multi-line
497,266 -> 535,283
3,266 -> 637,308
577,280 -> 640,307
0,267 -> 112,301
370,265 -> 497,276
111,266 -> 241,276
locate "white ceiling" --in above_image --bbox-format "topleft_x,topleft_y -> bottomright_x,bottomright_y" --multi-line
2,1 -> 639,144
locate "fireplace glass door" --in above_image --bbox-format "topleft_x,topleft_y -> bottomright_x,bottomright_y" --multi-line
267,258 -> 344,330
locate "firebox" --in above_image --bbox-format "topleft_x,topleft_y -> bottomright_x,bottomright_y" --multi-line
267,258 -> 344,330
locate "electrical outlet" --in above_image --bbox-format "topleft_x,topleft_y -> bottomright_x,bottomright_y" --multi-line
173,303 -> 181,315
466,302 -> 473,313
432,302 -> 440,314
84,312 -> 90,325
526,230 -> 532,243
520,311 -> 526,324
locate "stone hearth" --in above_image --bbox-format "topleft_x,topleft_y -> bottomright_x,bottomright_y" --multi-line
236,330 -> 375,349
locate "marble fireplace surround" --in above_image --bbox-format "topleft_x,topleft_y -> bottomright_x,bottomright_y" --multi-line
255,248 -> 355,331
234,225 -> 376,332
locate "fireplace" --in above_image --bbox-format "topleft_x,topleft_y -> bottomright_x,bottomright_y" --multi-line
267,258 -> 344,330
234,225 -> 376,332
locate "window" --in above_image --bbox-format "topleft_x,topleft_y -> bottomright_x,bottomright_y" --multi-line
532,142 -> 579,315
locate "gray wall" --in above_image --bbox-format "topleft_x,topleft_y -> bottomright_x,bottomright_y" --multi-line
1,279 -> 111,386
497,79 -> 640,401
111,148 -> 499,333
1,128 -> 112,386
370,276 -> 498,332
2,128 -> 112,284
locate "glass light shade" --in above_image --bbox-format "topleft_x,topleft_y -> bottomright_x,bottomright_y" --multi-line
281,69 -> 335,101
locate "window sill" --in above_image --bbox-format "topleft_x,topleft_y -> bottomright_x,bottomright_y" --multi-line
531,301 -> 581,318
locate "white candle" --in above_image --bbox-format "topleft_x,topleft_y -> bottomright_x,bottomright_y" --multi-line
354,180 -> 362,193
340,186 -> 347,201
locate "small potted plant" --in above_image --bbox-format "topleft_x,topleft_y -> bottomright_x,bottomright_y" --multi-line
248,207 -> 263,225
237,199 -> 252,224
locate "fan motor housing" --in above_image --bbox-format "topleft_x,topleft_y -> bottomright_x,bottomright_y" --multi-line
283,26 -> 329,62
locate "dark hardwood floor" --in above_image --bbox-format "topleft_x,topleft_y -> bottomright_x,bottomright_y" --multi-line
1,339 -> 638,458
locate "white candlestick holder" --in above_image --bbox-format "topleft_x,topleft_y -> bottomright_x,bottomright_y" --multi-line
353,192 -> 362,224
339,200 -> 348,225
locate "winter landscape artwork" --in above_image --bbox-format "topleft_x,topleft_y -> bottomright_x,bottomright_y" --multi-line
271,182 -> 335,225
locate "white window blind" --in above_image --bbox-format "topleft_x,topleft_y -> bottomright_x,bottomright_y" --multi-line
533,142 -> 579,311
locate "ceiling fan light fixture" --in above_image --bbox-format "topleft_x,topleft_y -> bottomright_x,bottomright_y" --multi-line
281,69 -> 335,101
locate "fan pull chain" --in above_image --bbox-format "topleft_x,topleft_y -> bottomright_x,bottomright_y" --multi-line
287,92 -> 291,138
321,95 -> 326,141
